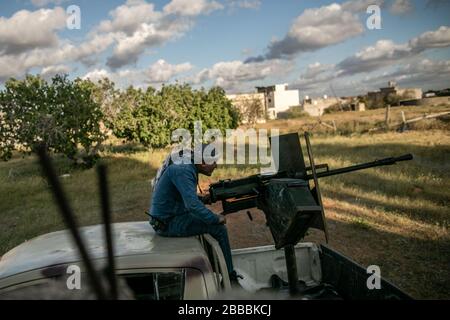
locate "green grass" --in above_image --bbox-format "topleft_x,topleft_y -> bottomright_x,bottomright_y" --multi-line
0,125 -> 449,298
350,217 -> 372,230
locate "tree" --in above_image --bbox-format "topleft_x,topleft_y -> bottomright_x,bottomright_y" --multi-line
84,77 -> 119,135
112,84 -> 241,148
240,97 -> 264,124
0,75 -> 105,166
384,93 -> 401,106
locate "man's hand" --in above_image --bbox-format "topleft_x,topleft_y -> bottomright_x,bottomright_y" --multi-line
218,215 -> 227,225
199,193 -> 211,205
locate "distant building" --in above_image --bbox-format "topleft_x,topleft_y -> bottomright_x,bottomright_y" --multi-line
368,81 -> 422,105
301,95 -> 339,116
226,92 -> 266,124
256,84 -> 300,119
355,102 -> 366,112
227,84 -> 300,121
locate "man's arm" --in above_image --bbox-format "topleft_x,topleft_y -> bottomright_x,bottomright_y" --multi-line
170,165 -> 220,225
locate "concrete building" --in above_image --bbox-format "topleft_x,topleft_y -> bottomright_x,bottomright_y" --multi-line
301,95 -> 339,117
256,84 -> 300,119
226,92 -> 267,124
341,97 -> 366,112
368,81 -> 423,105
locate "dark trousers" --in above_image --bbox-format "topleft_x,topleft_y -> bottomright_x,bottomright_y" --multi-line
155,214 -> 234,274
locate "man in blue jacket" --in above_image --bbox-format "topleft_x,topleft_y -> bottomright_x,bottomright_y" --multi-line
149,145 -> 239,282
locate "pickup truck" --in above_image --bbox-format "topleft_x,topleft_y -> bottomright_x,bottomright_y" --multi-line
0,221 -> 411,300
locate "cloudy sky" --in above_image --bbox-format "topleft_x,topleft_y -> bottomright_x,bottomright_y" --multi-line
1,0 -> 449,97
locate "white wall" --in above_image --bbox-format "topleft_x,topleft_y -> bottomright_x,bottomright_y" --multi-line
302,98 -> 338,117
273,85 -> 299,115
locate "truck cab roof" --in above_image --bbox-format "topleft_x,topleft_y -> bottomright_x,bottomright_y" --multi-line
0,221 -> 209,281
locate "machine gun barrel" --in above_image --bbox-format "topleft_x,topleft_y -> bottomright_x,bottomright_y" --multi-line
302,154 -> 413,180
208,154 -> 413,205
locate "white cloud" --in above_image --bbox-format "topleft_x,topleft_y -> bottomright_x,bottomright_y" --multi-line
82,60 -> 193,88
96,0 -> 180,70
96,0 -> 223,70
342,0 -> 385,12
0,55 -> 28,81
361,58 -> 450,89
292,62 -> 338,93
96,0 -> 163,35
0,32 -> 115,81
338,40 -> 413,75
145,59 -> 193,83
187,59 -> 295,92
163,0 -> 224,16
302,62 -> 335,80
0,0 -> 226,80
337,26 -> 450,76
0,6 -> 118,81
228,0 -> 261,10
82,68 -> 112,82
395,59 -> 450,86
246,3 -> 364,62
106,20 -> 191,69
186,68 -> 211,85
0,7 -> 66,55
276,4 -> 363,56
409,26 -> 450,50
390,0 -> 414,15
292,26 -> 450,95
30,0 -> 67,7
41,64 -> 72,79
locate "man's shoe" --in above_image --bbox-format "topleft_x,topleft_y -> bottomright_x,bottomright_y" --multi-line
229,271 -> 243,287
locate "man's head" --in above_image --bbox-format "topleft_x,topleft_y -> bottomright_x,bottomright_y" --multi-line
195,143 -> 219,176
170,142 -> 219,176
195,142 -> 219,176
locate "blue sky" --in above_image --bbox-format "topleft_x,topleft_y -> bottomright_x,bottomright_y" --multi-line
1,0 -> 449,97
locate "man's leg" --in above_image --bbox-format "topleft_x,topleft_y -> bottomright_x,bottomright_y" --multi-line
160,214 -> 235,274
204,224 -> 234,275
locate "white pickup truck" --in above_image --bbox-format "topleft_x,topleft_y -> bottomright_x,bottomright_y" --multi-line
0,221 -> 410,300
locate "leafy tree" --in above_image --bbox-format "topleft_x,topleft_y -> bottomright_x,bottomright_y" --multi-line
84,77 -> 119,134
0,75 -> 105,166
112,84 -> 240,148
384,93 -> 401,106
0,75 -> 242,162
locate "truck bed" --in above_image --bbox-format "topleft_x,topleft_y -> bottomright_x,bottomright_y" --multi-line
226,243 -> 411,300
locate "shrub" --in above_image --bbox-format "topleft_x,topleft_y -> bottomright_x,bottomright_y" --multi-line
278,106 -> 311,119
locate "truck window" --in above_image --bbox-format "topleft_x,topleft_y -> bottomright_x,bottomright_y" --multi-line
121,272 -> 185,300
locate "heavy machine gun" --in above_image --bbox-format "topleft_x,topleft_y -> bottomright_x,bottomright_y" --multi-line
206,132 -> 413,294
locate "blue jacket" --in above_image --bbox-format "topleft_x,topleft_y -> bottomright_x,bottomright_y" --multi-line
149,163 -> 220,225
